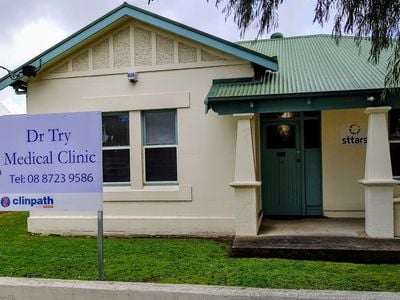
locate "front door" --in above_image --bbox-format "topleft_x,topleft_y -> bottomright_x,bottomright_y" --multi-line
262,120 -> 302,216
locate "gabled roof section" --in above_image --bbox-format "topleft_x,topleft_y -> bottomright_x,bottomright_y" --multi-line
206,35 -> 394,114
0,2 -> 278,92
208,35 -> 389,99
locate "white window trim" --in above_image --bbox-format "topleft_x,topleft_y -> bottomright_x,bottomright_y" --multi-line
103,145 -> 130,150
101,109 -> 191,202
142,110 -> 178,185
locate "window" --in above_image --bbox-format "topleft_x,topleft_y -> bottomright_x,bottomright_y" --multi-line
143,110 -> 177,183
102,112 -> 130,183
389,109 -> 400,177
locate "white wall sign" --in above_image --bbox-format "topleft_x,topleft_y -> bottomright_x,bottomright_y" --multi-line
340,123 -> 368,145
0,112 -> 102,211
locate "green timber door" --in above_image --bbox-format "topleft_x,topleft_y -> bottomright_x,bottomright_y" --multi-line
261,112 -> 322,216
262,121 -> 302,215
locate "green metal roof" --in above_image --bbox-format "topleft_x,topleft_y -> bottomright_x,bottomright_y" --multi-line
0,2 -> 278,92
207,35 -> 390,102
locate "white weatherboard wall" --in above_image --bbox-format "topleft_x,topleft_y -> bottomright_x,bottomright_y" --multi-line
27,20 -> 254,236
322,109 -> 368,217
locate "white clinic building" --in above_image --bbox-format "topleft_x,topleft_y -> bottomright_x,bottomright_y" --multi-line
0,3 -> 399,238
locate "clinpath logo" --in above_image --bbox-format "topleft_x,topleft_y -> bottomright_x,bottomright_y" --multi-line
0,195 -> 54,209
1,196 -> 10,208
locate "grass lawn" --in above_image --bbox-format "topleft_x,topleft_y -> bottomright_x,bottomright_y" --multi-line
0,212 -> 399,292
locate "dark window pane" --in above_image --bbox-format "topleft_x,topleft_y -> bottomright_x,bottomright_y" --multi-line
145,147 -> 177,181
389,109 -> 400,141
304,119 -> 321,148
102,113 -> 129,146
103,149 -> 130,182
303,111 -> 321,117
266,124 -> 296,149
145,111 -> 176,145
390,143 -> 400,176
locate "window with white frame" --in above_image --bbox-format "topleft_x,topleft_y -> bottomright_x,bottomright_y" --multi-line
389,109 -> 400,177
143,110 -> 177,183
102,112 -> 130,183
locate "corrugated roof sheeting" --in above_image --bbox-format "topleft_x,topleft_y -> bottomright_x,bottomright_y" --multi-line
208,35 -> 390,98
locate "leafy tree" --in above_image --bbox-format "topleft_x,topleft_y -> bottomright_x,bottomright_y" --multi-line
212,0 -> 400,94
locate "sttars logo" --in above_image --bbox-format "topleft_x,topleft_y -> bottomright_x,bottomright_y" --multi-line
349,124 -> 361,135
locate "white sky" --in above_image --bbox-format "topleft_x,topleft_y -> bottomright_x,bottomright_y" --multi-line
0,0 -> 333,114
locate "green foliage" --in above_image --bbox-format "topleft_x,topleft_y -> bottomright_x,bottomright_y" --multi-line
313,1 -> 400,95
213,0 -> 284,38
161,0 -> 398,94
212,0 -> 400,93
1,212 -> 400,291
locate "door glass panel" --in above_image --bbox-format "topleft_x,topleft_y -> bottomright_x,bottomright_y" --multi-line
303,111 -> 321,118
304,119 -> 321,148
266,124 -> 296,149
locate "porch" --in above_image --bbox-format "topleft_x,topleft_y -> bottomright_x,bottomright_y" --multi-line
229,107 -> 399,239
231,218 -> 400,263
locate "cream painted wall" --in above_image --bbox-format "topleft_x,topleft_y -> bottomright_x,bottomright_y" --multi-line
28,62 -> 254,235
322,109 -> 368,217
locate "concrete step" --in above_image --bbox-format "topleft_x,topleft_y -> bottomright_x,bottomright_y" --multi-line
231,235 -> 400,263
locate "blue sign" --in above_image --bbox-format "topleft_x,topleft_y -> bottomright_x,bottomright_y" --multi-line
0,112 -> 102,211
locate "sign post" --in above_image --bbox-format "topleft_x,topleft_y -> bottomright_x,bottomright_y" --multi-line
0,112 -> 104,279
97,210 -> 104,280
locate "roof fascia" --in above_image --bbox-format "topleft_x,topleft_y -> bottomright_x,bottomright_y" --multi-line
206,89 -> 394,114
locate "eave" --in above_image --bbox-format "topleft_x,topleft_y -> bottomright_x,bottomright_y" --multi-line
205,89 -> 400,115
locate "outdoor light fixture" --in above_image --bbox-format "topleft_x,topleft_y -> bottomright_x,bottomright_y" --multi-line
21,65 -> 38,77
0,60 -> 41,95
127,72 -> 138,82
281,112 -> 293,119
367,96 -> 375,102
11,80 -> 28,95
0,59 -> 41,81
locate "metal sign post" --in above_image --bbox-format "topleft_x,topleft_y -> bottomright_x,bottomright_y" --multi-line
97,210 -> 104,280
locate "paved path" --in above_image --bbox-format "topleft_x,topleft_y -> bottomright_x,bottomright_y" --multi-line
0,277 -> 399,299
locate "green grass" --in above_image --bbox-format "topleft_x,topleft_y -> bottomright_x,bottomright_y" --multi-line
0,212 -> 400,291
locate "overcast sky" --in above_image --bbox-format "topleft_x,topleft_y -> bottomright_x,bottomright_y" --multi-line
0,0 -> 332,113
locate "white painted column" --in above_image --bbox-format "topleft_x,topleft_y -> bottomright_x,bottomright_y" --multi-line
230,114 -> 262,236
359,106 -> 399,238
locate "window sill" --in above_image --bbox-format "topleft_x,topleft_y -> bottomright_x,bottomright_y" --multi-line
103,184 -> 192,202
